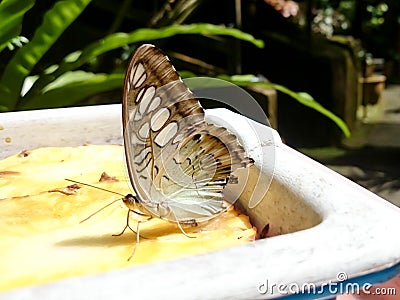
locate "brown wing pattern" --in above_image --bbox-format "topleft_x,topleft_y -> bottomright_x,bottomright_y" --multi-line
122,44 -> 253,222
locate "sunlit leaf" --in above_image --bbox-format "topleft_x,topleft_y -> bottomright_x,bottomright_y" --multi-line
18,72 -> 123,110
217,74 -> 351,137
28,23 -> 264,96
0,0 -> 92,111
0,0 -> 34,52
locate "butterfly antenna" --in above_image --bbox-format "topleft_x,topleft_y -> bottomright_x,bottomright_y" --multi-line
64,179 -> 126,223
65,178 -> 126,197
79,199 -> 122,223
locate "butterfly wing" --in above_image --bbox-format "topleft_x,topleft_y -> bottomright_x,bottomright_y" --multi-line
122,44 -> 253,223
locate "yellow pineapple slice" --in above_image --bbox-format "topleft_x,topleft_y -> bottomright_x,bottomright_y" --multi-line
0,144 -> 255,291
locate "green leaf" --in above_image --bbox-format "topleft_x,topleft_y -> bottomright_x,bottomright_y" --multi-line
17,72 -> 124,110
6,36 -> 29,51
0,0 -> 92,111
0,0 -> 34,52
29,23 -> 264,95
66,23 -> 264,70
218,74 -> 351,138
41,70 -> 103,93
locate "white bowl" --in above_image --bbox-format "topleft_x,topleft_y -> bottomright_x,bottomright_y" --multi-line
1,104 -> 399,300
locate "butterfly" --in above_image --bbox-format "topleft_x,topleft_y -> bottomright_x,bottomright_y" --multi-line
119,44 -> 253,257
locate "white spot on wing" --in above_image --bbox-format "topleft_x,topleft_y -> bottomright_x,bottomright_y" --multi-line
172,133 -> 184,144
151,107 -> 170,131
139,86 -> 156,114
136,87 -> 145,103
139,123 -> 150,138
128,109 -> 141,121
154,122 -> 178,147
131,63 -> 146,88
134,111 -> 142,121
148,96 -> 161,112
129,111 -> 135,122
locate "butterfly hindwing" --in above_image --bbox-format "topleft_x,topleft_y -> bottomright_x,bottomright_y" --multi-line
122,44 -> 253,223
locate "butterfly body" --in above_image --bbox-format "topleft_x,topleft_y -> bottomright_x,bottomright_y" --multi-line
122,44 -> 253,225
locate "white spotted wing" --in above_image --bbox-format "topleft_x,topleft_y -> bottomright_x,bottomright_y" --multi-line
122,44 -> 253,223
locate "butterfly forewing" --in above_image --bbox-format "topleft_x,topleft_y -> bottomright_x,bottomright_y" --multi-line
123,44 -> 253,223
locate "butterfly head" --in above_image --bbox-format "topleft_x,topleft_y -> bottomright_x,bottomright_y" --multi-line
122,194 -> 140,211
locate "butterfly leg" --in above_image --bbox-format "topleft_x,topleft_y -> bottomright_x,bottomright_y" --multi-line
127,215 -> 153,261
163,205 -> 198,238
112,209 -> 138,236
176,219 -> 197,239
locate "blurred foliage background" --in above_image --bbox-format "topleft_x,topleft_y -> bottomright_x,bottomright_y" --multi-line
0,0 -> 399,146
